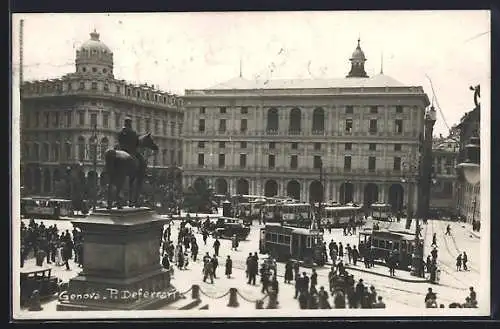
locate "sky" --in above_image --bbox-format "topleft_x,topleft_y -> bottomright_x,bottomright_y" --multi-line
11,11 -> 490,136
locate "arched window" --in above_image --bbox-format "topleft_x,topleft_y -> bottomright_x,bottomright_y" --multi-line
100,137 -> 109,160
267,108 -> 279,133
78,136 -> 86,161
312,107 -> 325,133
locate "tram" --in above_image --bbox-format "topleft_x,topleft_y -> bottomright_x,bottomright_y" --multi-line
369,203 -> 393,221
21,197 -> 74,220
259,223 -> 326,266
321,204 -> 364,227
212,217 -> 251,240
358,228 -> 417,269
281,203 -> 313,227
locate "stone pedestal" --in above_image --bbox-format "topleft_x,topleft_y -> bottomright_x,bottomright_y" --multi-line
57,207 -> 180,311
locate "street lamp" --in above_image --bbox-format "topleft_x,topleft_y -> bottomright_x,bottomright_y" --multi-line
90,124 -> 98,211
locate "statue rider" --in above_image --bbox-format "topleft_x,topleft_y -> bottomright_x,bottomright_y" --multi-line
117,116 -> 144,167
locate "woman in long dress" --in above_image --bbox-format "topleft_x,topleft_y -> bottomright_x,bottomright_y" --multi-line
55,243 -> 63,266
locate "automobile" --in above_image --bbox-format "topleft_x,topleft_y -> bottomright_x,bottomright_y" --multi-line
212,217 -> 251,240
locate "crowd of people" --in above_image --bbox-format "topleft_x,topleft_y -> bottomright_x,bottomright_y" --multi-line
20,219 -> 83,270
425,286 -> 478,308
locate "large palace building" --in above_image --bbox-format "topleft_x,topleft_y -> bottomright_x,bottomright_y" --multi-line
182,39 -> 431,209
20,30 -> 184,196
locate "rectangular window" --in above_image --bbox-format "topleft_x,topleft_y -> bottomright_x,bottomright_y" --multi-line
91,82 -> 98,90
240,141 -> 247,149
171,122 -> 175,136
145,119 -> 151,132
370,106 -> 378,114
290,155 -> 298,169
346,106 -> 354,114
90,113 -> 97,127
369,143 -> 376,151
170,150 -> 175,164
241,107 -> 248,114
79,82 -> 85,90
35,112 -> 40,127
219,119 -> 226,132
198,153 -> 205,167
219,141 -> 226,148
115,113 -> 121,129
103,113 -> 109,128
268,154 -> 275,169
104,84 -> 109,91
369,119 -> 377,133
240,119 -> 247,132
396,105 -> 403,114
66,112 -> 72,127
394,157 -> 402,171
45,113 -> 50,128
54,112 -> 60,127
79,112 -> 85,126
200,107 -> 206,114
345,119 -> 353,133
395,119 -> 403,134
240,154 -> 247,168
218,154 -> 225,168
368,156 -> 376,172
344,156 -> 352,171
220,107 -> 226,114
198,141 -> 205,148
314,142 -> 321,151
313,156 -> 322,169
269,142 -> 275,149
154,119 -> 159,135
199,119 -> 205,132
163,120 -> 168,135
394,144 -> 402,151
291,142 -> 298,150
345,143 -> 352,151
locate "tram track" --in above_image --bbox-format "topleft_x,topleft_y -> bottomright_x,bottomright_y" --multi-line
430,220 -> 471,288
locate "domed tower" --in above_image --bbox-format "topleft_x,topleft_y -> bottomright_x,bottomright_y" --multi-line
346,38 -> 369,78
75,30 -> 114,78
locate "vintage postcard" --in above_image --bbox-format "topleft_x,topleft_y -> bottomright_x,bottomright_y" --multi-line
10,11 -> 491,319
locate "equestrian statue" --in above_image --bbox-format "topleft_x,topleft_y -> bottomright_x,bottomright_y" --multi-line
104,116 -> 159,209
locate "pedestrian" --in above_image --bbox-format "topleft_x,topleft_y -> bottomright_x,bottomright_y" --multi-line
294,272 -> 302,299
248,254 -> 258,285
202,230 -> 208,245
426,255 -> 432,273
245,253 -> 252,278
372,296 -> 386,308
191,242 -> 198,262
261,267 -> 270,294
211,255 -> 219,278
432,233 -> 437,246
352,246 -> 359,266
469,287 -> 477,305
310,269 -> 318,293
347,244 -> 352,264
302,272 -> 310,295
338,242 -> 344,260
161,253 -> 170,270
203,259 -> 214,284
213,238 -> 220,257
456,254 -> 462,271
284,260 -> 294,284
62,242 -> 71,270
318,286 -> 331,309
334,290 -> 346,309
225,256 -> 232,278
425,288 -> 437,305
445,224 -> 451,236
462,252 -> 468,271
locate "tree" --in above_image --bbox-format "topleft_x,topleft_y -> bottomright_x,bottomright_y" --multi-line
183,179 -> 215,213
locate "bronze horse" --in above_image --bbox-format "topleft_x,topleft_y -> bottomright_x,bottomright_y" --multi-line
104,133 -> 159,209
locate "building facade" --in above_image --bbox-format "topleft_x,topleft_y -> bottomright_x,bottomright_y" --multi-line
429,135 -> 459,214
182,40 -> 430,210
20,30 -> 184,196
455,100 -> 480,224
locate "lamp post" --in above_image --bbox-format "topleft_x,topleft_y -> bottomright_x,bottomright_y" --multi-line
317,158 -> 324,230
90,124 -> 98,211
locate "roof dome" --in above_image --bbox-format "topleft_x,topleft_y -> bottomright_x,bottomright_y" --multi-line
79,30 -> 112,54
350,38 -> 366,61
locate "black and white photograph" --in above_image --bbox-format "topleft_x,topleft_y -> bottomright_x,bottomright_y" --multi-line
10,11 -> 490,319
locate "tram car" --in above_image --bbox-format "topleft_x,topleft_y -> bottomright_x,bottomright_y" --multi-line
21,197 -> 75,220
20,266 -> 61,307
212,217 -> 251,240
369,203 -> 394,221
259,223 -> 326,266
358,228 -> 416,269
